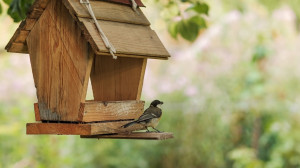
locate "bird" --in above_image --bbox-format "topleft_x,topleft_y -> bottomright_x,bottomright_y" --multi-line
122,100 -> 164,132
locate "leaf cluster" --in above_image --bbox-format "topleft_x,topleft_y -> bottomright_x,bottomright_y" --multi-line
159,0 -> 209,42
0,0 -> 33,22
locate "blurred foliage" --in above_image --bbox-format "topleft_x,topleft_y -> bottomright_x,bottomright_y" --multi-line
2,0 -> 300,167
148,0 -> 209,42
0,0 -> 33,22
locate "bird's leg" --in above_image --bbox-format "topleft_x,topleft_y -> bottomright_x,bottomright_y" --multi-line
152,127 -> 162,133
145,127 -> 151,132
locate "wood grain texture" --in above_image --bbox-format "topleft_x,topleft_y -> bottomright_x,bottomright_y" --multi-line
34,103 -> 41,121
5,24 -> 29,52
136,58 -> 147,100
27,0 -> 50,18
26,121 -> 148,135
81,100 -> 144,122
80,48 -> 94,103
5,0 -> 50,53
81,132 -> 174,140
6,43 -> 28,53
66,0 -> 149,25
27,0 -> 90,121
99,0 -> 145,7
90,56 -> 144,101
23,19 -> 37,30
27,123 -> 91,135
14,30 -> 29,43
26,20 -> 40,87
79,18 -> 170,59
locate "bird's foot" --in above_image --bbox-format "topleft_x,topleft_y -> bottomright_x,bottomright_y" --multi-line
146,127 -> 151,133
153,128 -> 163,133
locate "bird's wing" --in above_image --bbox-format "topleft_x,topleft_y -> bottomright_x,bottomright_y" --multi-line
135,107 -> 162,123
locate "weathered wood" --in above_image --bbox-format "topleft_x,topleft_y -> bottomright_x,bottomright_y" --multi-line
5,27 -> 29,51
26,0 -> 50,18
81,100 -> 144,122
90,56 -> 144,101
136,58 -> 147,100
6,43 -> 28,53
6,0 -> 170,60
79,18 -> 170,59
27,20 -> 40,87
23,19 -> 37,30
100,0 -> 145,7
96,52 -> 169,60
65,0 -> 149,25
80,48 -> 94,103
27,8 -> 44,19
15,30 -> 29,43
81,132 -> 174,140
26,121 -> 147,135
34,103 -> 41,121
5,0 -> 49,53
27,123 -> 92,135
26,0 -> 90,121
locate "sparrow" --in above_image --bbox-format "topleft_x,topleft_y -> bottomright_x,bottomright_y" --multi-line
122,100 -> 163,132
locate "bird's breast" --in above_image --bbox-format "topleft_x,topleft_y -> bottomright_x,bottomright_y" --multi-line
147,117 -> 161,128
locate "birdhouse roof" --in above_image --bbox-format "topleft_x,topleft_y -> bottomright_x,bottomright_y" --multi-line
5,0 -> 170,59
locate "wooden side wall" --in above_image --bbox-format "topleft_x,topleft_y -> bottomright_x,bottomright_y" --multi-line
26,0 -> 90,121
90,56 -> 147,101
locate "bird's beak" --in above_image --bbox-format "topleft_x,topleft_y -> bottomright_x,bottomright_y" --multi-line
161,101 -> 164,105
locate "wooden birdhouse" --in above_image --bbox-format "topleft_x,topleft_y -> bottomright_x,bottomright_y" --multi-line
5,0 -> 173,140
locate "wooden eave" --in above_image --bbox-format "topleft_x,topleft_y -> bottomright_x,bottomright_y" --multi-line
5,0 -> 170,60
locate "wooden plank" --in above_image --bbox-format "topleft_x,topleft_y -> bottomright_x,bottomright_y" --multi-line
23,19 -> 37,30
26,0 -> 90,121
79,18 -> 170,59
6,0 -> 49,53
50,0 -> 89,84
80,48 -> 94,103
34,103 -> 41,121
66,0 -> 149,25
90,121 -> 132,134
6,43 -> 28,53
15,30 -> 29,43
26,123 -> 91,135
90,56 -> 144,101
26,121 -> 147,135
81,132 -> 174,140
96,52 -> 169,60
100,0 -> 145,7
27,8 -> 44,19
81,100 -> 144,122
32,0 -> 50,9
27,19 -> 40,88
5,25 -> 29,52
136,58 -> 147,100
26,0 -> 50,18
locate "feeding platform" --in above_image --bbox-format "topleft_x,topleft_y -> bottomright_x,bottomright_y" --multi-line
5,0 -> 172,140
81,132 -> 174,140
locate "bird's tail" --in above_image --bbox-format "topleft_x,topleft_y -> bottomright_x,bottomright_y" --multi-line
121,121 -> 137,128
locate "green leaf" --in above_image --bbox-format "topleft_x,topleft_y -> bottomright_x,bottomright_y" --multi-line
7,0 -> 33,22
187,2 -> 209,15
0,3 -> 2,14
189,15 -> 207,29
168,22 -> 179,39
177,19 -> 199,42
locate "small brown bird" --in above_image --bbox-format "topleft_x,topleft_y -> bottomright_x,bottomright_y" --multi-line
122,100 -> 163,132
